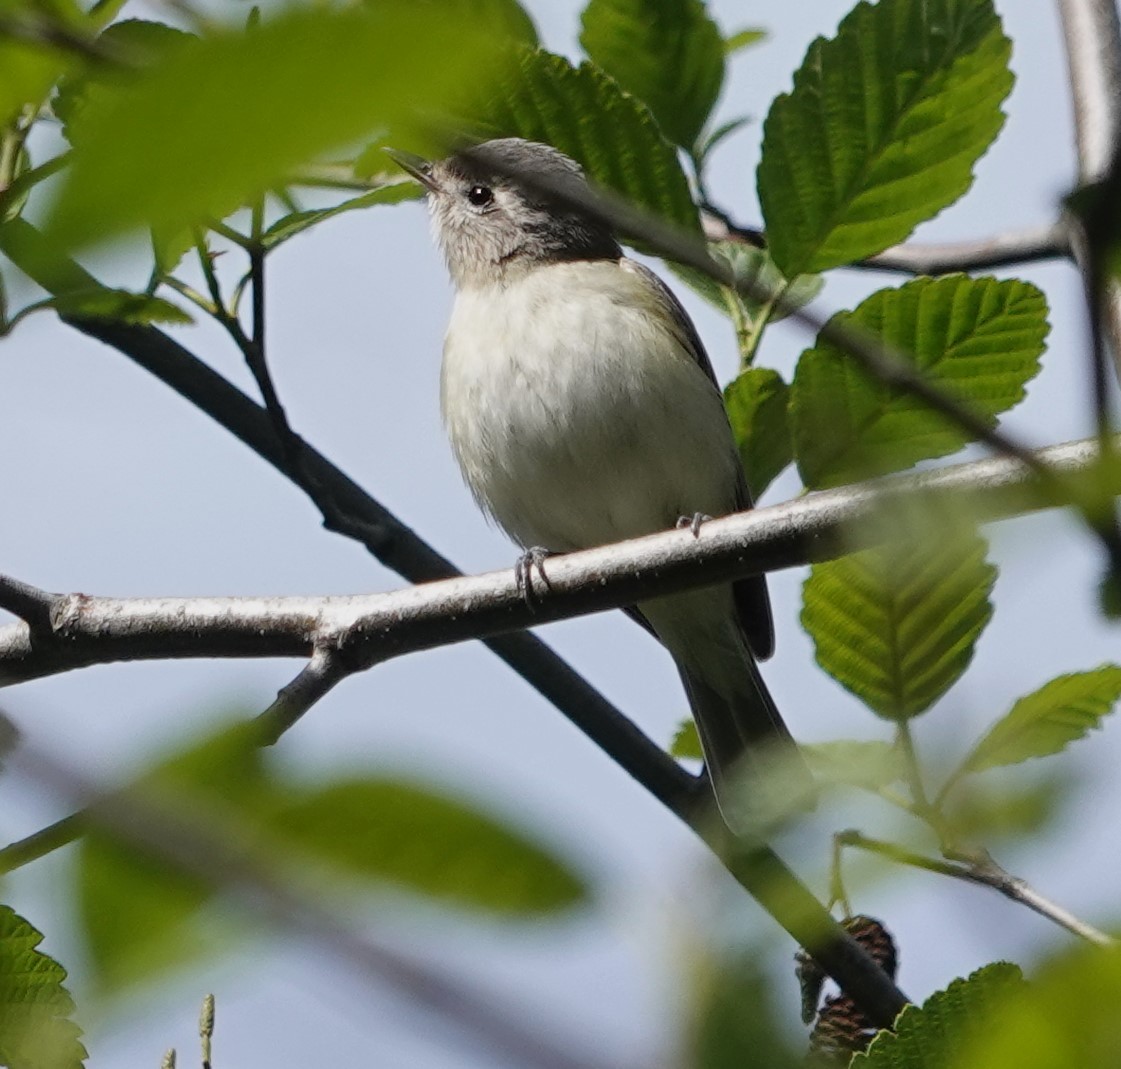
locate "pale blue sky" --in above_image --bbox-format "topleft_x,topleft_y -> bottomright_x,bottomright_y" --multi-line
1,2 -> 1117,1066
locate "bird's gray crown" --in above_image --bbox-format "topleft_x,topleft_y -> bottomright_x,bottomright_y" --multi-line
425,138 -> 621,287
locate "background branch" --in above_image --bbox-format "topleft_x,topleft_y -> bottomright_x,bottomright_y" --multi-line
836,831 -> 1113,947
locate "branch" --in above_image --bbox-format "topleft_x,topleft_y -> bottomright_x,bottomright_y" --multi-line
837,831 -> 1114,947
0,435 -> 1110,688
702,214 -> 1070,275
0,574 -> 56,633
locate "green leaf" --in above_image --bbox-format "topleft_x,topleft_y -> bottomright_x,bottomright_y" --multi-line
471,49 -> 700,232
693,116 -> 750,168
53,20 -> 195,147
802,740 -> 904,793
854,963 -> 1025,1068
579,0 -> 724,149
0,24 -> 70,128
724,28 -> 766,55
959,946 -> 1121,1069
48,288 -> 191,325
45,7 -> 510,247
671,719 -> 703,760
261,181 -> 421,250
790,276 -> 1049,490
724,366 -> 792,498
802,530 -> 997,720
758,0 -> 1013,277
960,665 -> 1121,774
940,776 -> 1065,843
267,779 -> 586,915
408,0 -> 537,46
0,904 -> 86,1069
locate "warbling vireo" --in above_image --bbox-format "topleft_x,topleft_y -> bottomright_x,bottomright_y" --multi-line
390,138 -> 812,831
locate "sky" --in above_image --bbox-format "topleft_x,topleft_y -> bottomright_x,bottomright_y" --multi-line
1,1 -> 1119,1066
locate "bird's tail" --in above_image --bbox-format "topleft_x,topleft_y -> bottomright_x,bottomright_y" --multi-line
678,648 -> 816,834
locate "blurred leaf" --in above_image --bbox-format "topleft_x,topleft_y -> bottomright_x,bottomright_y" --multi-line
791,276 -> 1049,490
46,7 -> 509,247
268,779 -> 586,915
150,223 -> 193,277
470,49 -> 700,232
959,946 -> 1121,1069
758,0 -> 1012,277
670,242 -> 821,323
77,719 -> 584,992
579,0 -> 724,149
724,366 -> 792,498
802,740 -> 904,793
686,950 -> 799,1069
940,775 -> 1065,843
261,181 -> 421,250
1,146 -> 33,224
959,665 -> 1121,774
405,0 -> 537,45
724,28 -> 766,55
0,904 -> 86,1069
0,21 -> 70,128
53,20 -> 195,147
854,962 -> 1025,1068
802,530 -> 996,720
671,718 -> 702,760
48,288 -> 191,324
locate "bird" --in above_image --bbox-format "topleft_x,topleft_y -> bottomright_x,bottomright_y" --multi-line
388,137 -> 813,832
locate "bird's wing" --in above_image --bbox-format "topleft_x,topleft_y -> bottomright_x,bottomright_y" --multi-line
618,257 -> 775,660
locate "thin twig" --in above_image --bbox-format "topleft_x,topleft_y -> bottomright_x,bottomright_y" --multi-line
0,810 -> 84,874
701,214 -> 1070,275
837,830 -> 1114,946
256,646 -> 349,743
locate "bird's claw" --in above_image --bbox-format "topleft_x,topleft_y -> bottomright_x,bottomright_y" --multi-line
514,546 -> 553,609
676,512 -> 712,538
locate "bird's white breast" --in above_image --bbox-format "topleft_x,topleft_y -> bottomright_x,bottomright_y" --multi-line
440,259 -> 739,551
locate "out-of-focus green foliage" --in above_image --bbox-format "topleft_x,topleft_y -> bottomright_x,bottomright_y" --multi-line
0,905 -> 86,1069
77,722 -> 587,993
758,0 -> 1013,277
45,6 -> 511,246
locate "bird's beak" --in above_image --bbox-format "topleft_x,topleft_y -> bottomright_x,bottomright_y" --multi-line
384,148 -> 439,192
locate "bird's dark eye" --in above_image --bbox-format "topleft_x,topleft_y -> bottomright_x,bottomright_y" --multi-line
466,184 -> 494,207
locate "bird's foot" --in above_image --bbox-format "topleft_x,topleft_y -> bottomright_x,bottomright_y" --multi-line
514,546 -> 553,609
676,512 -> 712,538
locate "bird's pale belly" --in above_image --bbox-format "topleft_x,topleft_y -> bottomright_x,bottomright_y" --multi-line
441,270 -> 739,553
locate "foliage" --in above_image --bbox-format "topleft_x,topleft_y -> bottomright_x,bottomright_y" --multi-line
0,0 -> 1117,1063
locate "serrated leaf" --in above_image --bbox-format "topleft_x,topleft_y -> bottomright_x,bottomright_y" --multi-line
49,288 -> 191,325
0,904 -> 86,1069
724,367 -> 792,498
724,28 -> 766,55
758,0 -> 1013,277
671,719 -> 703,760
854,962 -> 1024,1068
261,181 -> 421,250
802,530 -> 997,720
469,49 -> 699,233
791,276 -> 1049,490
960,665 -> 1121,774
45,7 -> 510,247
268,780 -> 585,915
959,946 -> 1121,1069
802,740 -> 904,793
579,0 -> 724,149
